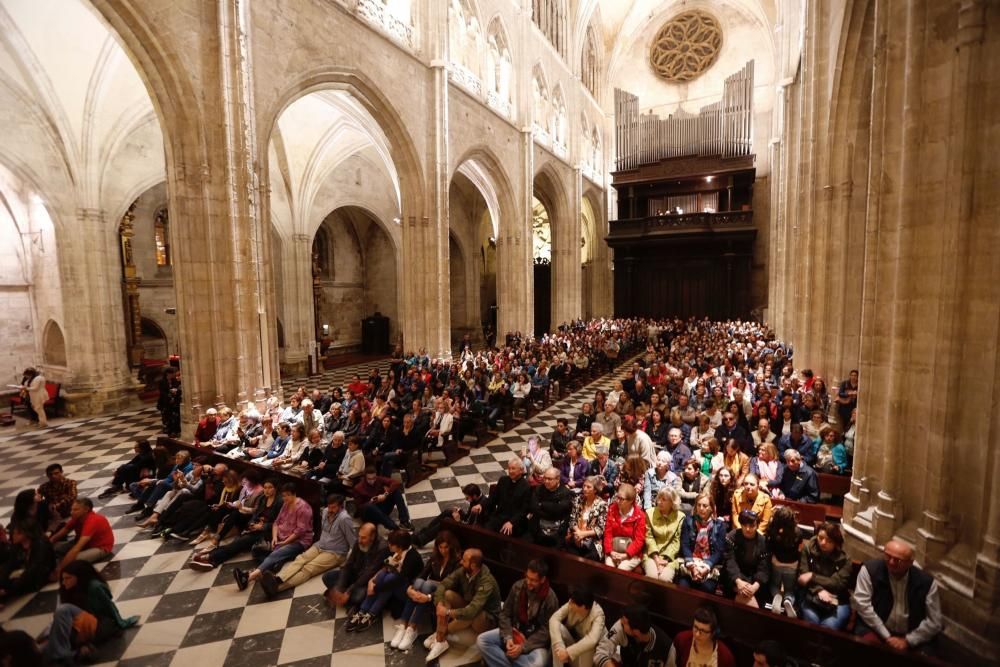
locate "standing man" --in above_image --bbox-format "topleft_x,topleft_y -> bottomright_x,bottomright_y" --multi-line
157,367 -> 182,437
835,370 -> 859,429
476,559 -> 559,667
853,540 -> 943,653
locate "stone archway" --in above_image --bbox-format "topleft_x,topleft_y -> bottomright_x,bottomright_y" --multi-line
533,163 -> 577,332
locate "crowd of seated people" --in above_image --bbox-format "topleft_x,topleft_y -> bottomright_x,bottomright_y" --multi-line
0,317 -> 944,663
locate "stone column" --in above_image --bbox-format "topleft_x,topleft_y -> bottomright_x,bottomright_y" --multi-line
550,168 -> 581,329
278,233 -> 314,376
56,207 -> 136,414
168,0 -> 276,429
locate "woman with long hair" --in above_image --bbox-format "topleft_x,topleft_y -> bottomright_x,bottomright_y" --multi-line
391,530 -> 461,651
721,439 -> 749,485
8,489 -> 38,533
766,505 -> 802,615
709,467 -> 737,525
42,560 -> 138,663
794,522 -> 852,630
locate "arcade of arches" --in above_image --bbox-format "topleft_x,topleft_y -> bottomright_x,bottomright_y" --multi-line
0,0 -> 998,658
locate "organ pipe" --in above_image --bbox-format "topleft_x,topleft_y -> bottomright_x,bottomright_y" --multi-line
614,60 -> 754,170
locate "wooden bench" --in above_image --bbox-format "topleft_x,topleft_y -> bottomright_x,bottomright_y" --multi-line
441,520 -> 946,667
8,381 -> 61,417
774,497 -> 829,529
155,436 -> 324,510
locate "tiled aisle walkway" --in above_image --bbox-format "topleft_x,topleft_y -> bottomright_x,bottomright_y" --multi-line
0,358 -> 631,667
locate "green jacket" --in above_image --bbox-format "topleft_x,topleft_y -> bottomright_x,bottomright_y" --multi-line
87,579 -> 139,630
644,507 -> 683,561
799,536 -> 852,603
434,563 -> 501,622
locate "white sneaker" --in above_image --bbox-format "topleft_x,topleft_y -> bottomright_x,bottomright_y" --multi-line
423,634 -> 437,649
425,639 -> 450,662
397,626 -> 418,651
771,592 -> 783,614
390,624 -> 406,648
783,598 -> 797,618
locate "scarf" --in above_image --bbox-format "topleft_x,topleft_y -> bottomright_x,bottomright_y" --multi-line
517,579 -> 551,625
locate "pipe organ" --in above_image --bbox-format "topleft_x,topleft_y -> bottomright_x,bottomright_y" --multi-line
615,60 -> 754,171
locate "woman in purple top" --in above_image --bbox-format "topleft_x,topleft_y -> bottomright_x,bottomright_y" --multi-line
239,483 -> 314,589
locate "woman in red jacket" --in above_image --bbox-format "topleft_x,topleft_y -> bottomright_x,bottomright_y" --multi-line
603,483 -> 646,571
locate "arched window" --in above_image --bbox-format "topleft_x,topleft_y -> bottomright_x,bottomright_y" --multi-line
153,207 -> 170,267
581,24 -> 600,98
551,85 -> 568,153
531,65 -> 550,143
449,0 -> 482,83
531,0 -> 567,59
486,17 -> 513,117
42,320 -> 67,367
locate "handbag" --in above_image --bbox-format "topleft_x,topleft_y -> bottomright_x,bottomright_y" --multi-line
612,536 -> 633,554
539,518 -> 564,538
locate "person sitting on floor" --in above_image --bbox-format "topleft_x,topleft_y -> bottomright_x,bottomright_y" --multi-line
345,529 -> 424,633
99,440 -> 155,499
353,466 -> 414,531
665,605 -> 736,667
425,548 -> 502,662
852,538 -> 943,653
549,586 -> 605,667
49,499 -> 114,576
41,560 -> 138,665
37,464 -> 77,530
322,523 -> 386,612
260,494 -> 355,597
189,477 -> 282,571
0,521 -> 55,602
475,558 -> 559,667
391,530 -> 462,650
126,450 -> 193,515
595,604 -> 671,667
233,483 -> 313,591
414,483 -> 485,546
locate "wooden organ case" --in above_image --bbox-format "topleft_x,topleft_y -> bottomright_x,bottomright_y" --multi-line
608,61 -> 757,320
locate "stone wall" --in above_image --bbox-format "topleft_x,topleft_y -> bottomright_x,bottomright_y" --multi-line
767,0 -> 1000,658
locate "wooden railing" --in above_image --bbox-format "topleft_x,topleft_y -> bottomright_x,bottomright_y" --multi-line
442,520 -> 946,667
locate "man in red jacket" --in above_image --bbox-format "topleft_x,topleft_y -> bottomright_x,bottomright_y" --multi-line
353,466 -> 413,531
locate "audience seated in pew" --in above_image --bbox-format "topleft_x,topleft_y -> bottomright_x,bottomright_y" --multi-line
3,317 -> 951,665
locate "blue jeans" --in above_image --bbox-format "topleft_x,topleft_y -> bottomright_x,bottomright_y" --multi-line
801,599 -> 851,630
256,543 -> 305,573
476,628 -> 549,667
399,578 -> 438,626
43,603 -> 83,662
361,489 -> 410,529
142,478 -> 173,507
359,570 -> 404,614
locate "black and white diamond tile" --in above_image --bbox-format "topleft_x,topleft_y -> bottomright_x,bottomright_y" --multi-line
0,356 -> 636,665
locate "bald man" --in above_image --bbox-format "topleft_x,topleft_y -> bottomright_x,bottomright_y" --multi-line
853,540 -> 943,652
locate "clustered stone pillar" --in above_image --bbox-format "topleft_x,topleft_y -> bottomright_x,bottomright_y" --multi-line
57,207 -> 136,414
768,0 -> 999,658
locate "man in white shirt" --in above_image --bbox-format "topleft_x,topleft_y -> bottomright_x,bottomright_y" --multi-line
853,539 -> 943,653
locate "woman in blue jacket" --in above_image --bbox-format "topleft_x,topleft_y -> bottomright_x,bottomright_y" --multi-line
676,491 -> 728,593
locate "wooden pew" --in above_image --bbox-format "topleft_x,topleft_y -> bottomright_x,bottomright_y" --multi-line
155,436 -> 324,510
774,497 -> 828,530
818,472 -> 851,498
441,520 -> 946,667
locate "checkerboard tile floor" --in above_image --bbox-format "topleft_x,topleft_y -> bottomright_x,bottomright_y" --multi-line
0,357 -> 635,666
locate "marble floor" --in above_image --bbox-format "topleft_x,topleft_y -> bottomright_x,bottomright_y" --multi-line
0,358 -> 629,666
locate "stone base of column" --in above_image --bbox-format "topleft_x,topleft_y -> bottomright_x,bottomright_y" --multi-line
280,359 -> 309,378
936,582 -> 1000,662
62,383 -> 141,418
